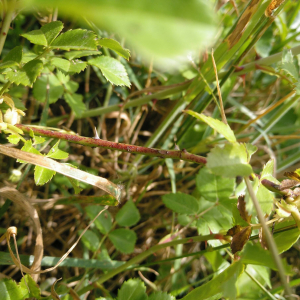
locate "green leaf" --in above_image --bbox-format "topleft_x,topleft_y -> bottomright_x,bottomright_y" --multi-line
64,93 -> 86,117
256,184 -> 274,215
118,279 -> 147,300
88,56 -> 130,87
0,276 -> 40,300
50,29 -> 97,50
34,166 -> 56,185
98,38 -> 130,59
281,49 -> 298,80
244,143 -> 257,162
196,167 -> 235,202
115,200 -> 140,227
79,229 -> 100,252
207,143 -> 253,178
51,57 -> 87,73
46,141 -> 69,159
4,59 -> 43,87
275,225 -> 300,254
181,261 -> 244,300
185,111 -> 236,143
7,134 -> 21,144
20,275 -> 40,298
67,177 -> 83,194
85,205 -> 112,234
21,21 -> 63,46
29,129 -> 45,145
162,193 -> 199,215
28,0 -> 217,66
33,73 -> 64,104
1,46 -> 23,68
108,229 -> 137,254
148,291 -> 175,300
64,50 -> 101,60
241,242 -> 292,274
261,160 -> 280,185
18,140 -> 41,163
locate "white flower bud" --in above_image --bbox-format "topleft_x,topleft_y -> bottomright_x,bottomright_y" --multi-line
4,108 -> 21,125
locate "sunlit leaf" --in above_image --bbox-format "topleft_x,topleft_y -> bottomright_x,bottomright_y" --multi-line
34,166 -> 56,185
50,29 -> 97,50
207,143 -> 253,177
118,279 -> 147,300
88,56 -> 130,87
98,38 -> 130,59
21,21 -> 63,46
185,111 -> 236,143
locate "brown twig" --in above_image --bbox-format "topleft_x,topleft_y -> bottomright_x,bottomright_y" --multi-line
15,124 -> 208,165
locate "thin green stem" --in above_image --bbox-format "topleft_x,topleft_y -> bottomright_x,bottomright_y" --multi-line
244,177 -> 292,297
0,0 -> 15,56
77,233 -> 218,295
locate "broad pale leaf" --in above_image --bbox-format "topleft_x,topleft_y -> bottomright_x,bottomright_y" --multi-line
181,261 -> 244,300
21,21 -> 63,46
108,229 -> 137,254
4,60 -> 43,87
88,56 -> 130,87
64,50 -> 101,60
185,111 -> 236,143
207,143 -> 253,177
64,93 -> 86,117
34,166 -> 56,185
50,29 -> 97,50
116,200 -> 140,227
98,38 -> 130,59
7,134 -> 21,144
33,73 -> 64,104
148,292 -> 175,300
196,167 -> 234,202
256,184 -> 274,215
118,279 -> 147,300
162,193 -> 199,215
25,0 -> 217,67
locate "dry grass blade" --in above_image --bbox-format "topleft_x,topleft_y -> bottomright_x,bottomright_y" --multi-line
0,188 -> 43,281
0,145 -> 121,201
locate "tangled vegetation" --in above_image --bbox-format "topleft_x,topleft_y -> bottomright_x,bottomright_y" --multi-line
1,0 -> 300,299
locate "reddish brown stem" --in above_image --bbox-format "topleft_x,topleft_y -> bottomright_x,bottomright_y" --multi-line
16,124 -> 207,165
